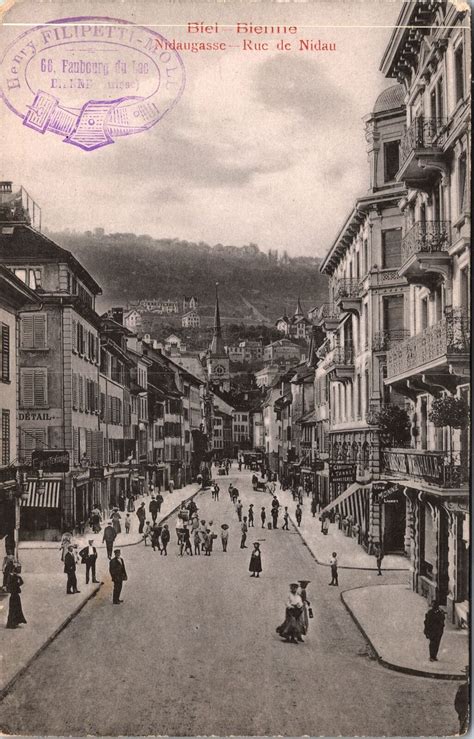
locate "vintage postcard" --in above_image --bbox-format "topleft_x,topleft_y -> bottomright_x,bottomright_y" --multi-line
0,0 -> 470,736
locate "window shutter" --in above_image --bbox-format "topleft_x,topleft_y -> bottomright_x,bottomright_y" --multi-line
21,316 -> 34,349
86,429 -> 93,460
100,392 -> 106,421
1,324 -> 9,382
21,428 -> 46,462
33,368 -> 47,406
72,373 -> 78,410
73,427 -> 80,465
33,315 -> 46,348
20,368 -> 34,407
79,376 -> 84,411
382,230 -> 402,269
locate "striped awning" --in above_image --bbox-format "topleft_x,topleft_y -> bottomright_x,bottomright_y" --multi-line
322,482 -> 370,529
20,481 -> 61,508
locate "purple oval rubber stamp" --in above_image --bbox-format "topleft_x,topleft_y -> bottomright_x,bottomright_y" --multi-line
0,16 -> 186,150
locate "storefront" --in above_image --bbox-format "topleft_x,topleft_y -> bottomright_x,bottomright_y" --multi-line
20,478 -> 62,541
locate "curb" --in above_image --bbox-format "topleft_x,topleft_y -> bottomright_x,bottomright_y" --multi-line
339,586 -> 465,681
264,490 -> 408,572
0,581 -> 102,702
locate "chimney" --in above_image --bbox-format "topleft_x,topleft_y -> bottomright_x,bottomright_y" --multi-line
111,307 -> 124,325
0,182 -> 13,204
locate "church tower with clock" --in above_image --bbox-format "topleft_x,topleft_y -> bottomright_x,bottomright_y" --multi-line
206,283 -> 230,392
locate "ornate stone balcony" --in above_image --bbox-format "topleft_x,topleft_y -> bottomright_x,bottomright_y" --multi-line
324,344 -> 354,383
373,329 -> 410,352
314,303 -> 341,331
381,448 -> 468,489
399,220 -> 451,286
397,117 -> 449,189
334,279 -> 362,315
385,309 -> 470,391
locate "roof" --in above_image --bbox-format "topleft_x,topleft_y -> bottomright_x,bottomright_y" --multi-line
0,224 -> 101,295
0,264 -> 41,311
373,84 -> 404,113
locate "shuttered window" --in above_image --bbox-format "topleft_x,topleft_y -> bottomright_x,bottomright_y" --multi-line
1,410 -> 10,465
382,230 -> 402,269
0,324 -> 9,382
72,373 -> 78,410
20,368 -> 48,407
383,296 -> 405,332
73,427 -> 80,465
21,314 -> 47,349
85,429 -> 93,461
79,376 -> 84,411
72,319 -> 78,353
20,427 -> 46,462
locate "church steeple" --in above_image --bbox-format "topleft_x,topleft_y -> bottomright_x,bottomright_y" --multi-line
210,282 -> 225,356
295,297 -> 304,317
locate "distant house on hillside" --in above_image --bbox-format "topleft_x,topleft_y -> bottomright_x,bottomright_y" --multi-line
263,338 -> 303,363
123,308 -> 142,331
225,339 -> 263,363
182,309 -> 200,328
275,298 -> 312,340
183,296 -> 198,312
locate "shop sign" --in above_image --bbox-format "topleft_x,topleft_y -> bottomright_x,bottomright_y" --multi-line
19,412 -> 56,421
32,450 -> 69,473
90,467 -> 104,480
329,462 -> 356,483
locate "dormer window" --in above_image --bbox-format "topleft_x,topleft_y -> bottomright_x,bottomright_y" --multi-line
13,267 -> 42,289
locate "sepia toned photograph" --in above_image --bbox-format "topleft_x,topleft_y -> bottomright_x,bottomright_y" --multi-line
0,0 -> 470,736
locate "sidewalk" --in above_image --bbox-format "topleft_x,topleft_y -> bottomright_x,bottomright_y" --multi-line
0,482 -> 203,697
273,486 -> 409,571
341,583 -> 469,679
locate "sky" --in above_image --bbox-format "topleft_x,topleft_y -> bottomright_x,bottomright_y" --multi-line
0,0 -> 404,258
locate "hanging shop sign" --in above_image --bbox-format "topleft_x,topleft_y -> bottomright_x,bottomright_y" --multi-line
329,462 -> 356,484
31,450 -> 69,473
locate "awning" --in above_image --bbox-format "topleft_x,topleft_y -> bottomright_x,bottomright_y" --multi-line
322,482 -> 370,527
20,481 -> 61,508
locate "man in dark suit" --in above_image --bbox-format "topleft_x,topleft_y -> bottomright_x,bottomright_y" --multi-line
79,539 -> 99,584
102,521 -> 116,559
64,545 -> 80,594
109,548 -> 127,604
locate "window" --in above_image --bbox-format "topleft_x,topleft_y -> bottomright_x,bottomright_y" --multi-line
0,323 -> 10,382
20,368 -> 48,407
21,314 -> 47,349
1,410 -> 10,465
13,267 -> 41,289
381,229 -> 402,269
20,427 -> 46,462
454,44 -> 465,103
458,153 -> 467,213
421,297 -> 429,331
383,140 -> 400,182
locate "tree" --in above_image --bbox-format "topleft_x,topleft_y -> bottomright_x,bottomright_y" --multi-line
369,404 -> 411,447
428,396 -> 470,465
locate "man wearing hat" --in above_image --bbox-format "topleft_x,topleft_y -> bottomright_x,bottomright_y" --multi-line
79,539 -> 99,584
64,545 -> 80,594
109,549 -> 127,604
102,521 -> 117,560
149,495 -> 159,524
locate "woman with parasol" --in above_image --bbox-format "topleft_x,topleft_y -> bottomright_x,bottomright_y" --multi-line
276,583 -> 305,643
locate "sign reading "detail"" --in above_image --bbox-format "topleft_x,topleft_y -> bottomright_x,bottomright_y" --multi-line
31,450 -> 70,473
329,462 -> 356,483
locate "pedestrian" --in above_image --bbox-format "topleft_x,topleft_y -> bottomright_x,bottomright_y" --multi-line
90,506 -> 102,533
311,496 -> 318,518
118,492 -> 126,512
126,494 -> 135,513
102,521 -> 116,559
282,507 -> 289,530
194,529 -> 201,555
248,504 -> 254,527
111,508 -> 122,534
156,492 -> 164,513
261,507 -> 266,529
276,583 -> 304,644
249,542 -> 262,578
160,524 -> 170,555
168,479 -> 174,494
454,666 -> 469,735
221,524 -> 229,552
321,516 -> 329,535
240,517 -> 248,549
109,549 -> 127,604
2,553 -> 15,592
149,496 -> 159,524
374,544 -> 384,575
79,539 -> 99,584
136,502 -> 146,534
236,499 -> 243,522
124,513 -> 131,533
295,504 -> 302,527
423,600 -> 445,662
271,504 -> 279,529
59,532 -> 73,562
6,565 -> 26,629
329,552 -> 338,586
232,488 -> 239,505
64,545 -> 80,594
143,520 -> 152,546
151,523 -> 162,552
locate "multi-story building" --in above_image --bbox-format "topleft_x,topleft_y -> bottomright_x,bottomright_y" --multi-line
317,85 -> 409,554
263,338 -> 304,364
123,309 -> 142,331
275,299 -> 312,341
0,265 -> 40,552
182,310 -> 200,328
0,185 -> 103,538
380,0 -> 470,623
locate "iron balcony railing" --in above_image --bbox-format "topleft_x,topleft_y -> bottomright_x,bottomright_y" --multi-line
324,344 -> 354,370
400,117 -> 448,165
381,448 -> 468,488
401,220 -> 451,265
334,279 -> 361,302
373,329 -> 410,352
315,303 -> 341,323
386,309 -> 470,379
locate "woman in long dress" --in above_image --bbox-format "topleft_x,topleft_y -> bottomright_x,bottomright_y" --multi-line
6,567 -> 27,629
249,543 -> 262,578
111,509 -> 122,534
276,583 -> 304,643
